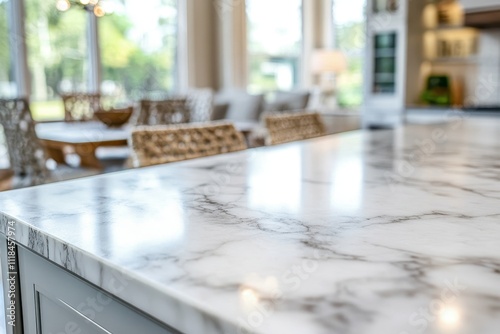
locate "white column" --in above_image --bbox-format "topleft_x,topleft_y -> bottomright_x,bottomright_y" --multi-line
215,0 -> 247,90
302,0 -> 334,88
87,13 -> 101,93
8,0 -> 30,98
177,0 -> 218,90
321,0 -> 334,49
302,0 -> 315,88
177,0 -> 189,91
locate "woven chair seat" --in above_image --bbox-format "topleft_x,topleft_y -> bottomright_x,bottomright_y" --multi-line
264,111 -> 326,145
131,122 -> 247,167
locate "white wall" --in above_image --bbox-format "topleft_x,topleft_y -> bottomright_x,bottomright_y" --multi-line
178,0 -> 219,90
302,0 -> 334,87
474,29 -> 500,105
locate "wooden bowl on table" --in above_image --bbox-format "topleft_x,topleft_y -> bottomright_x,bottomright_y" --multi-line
95,107 -> 133,127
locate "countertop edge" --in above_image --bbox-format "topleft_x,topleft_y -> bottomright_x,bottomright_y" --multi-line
0,212 -> 249,334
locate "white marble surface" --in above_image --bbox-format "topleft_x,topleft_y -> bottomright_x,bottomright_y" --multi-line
1,116 -> 500,334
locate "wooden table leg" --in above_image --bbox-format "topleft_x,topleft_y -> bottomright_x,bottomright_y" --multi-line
45,147 -> 66,165
0,169 -> 14,191
74,144 -> 102,169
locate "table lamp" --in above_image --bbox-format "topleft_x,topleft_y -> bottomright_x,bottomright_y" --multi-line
311,49 -> 347,109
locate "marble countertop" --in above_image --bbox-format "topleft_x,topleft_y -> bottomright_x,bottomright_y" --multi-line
1,117 -> 500,334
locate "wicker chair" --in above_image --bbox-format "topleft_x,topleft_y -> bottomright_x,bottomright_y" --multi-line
61,93 -> 101,121
136,98 -> 191,126
130,122 -> 247,167
186,89 -> 214,122
0,98 -> 51,186
0,98 -> 98,189
263,111 -> 326,145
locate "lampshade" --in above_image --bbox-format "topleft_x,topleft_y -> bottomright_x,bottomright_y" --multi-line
311,49 -> 347,74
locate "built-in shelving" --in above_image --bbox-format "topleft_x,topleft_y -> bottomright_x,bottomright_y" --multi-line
426,25 -> 469,31
416,0 -> 480,106
425,56 -> 478,64
423,26 -> 478,60
422,0 -> 478,60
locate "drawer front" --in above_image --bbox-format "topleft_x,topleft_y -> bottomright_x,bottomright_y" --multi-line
36,291 -> 110,334
17,246 -> 178,334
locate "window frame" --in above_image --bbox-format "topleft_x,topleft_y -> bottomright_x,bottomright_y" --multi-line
331,0 -> 367,108
3,0 -> 181,116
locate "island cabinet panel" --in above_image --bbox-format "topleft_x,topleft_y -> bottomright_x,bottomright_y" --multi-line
16,246 -> 177,334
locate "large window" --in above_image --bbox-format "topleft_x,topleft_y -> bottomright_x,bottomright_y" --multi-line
332,0 -> 366,107
25,0 -> 89,121
0,0 -> 15,98
100,0 -> 178,104
246,0 -> 302,94
1,0 -> 178,121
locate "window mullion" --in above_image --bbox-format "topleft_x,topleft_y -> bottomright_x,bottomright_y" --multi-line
87,12 -> 101,94
9,0 -> 30,98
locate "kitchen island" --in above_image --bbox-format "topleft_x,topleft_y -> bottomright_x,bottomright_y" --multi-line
1,116 -> 500,334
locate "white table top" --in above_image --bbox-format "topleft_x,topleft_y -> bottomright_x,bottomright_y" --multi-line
35,121 -> 260,144
2,117 -> 500,333
36,121 -> 130,144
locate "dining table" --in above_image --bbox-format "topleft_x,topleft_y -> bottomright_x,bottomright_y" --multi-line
35,121 -> 129,169
35,121 -> 260,169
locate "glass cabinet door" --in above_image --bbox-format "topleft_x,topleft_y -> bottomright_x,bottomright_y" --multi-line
372,32 -> 397,94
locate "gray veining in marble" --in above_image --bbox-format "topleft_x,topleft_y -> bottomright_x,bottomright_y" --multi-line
1,116 -> 500,334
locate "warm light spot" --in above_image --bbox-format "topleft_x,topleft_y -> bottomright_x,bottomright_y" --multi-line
79,0 -> 90,5
241,288 -> 259,304
440,307 -> 460,328
240,287 -> 260,311
94,5 -> 105,17
422,3 -> 438,29
56,0 -> 71,12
